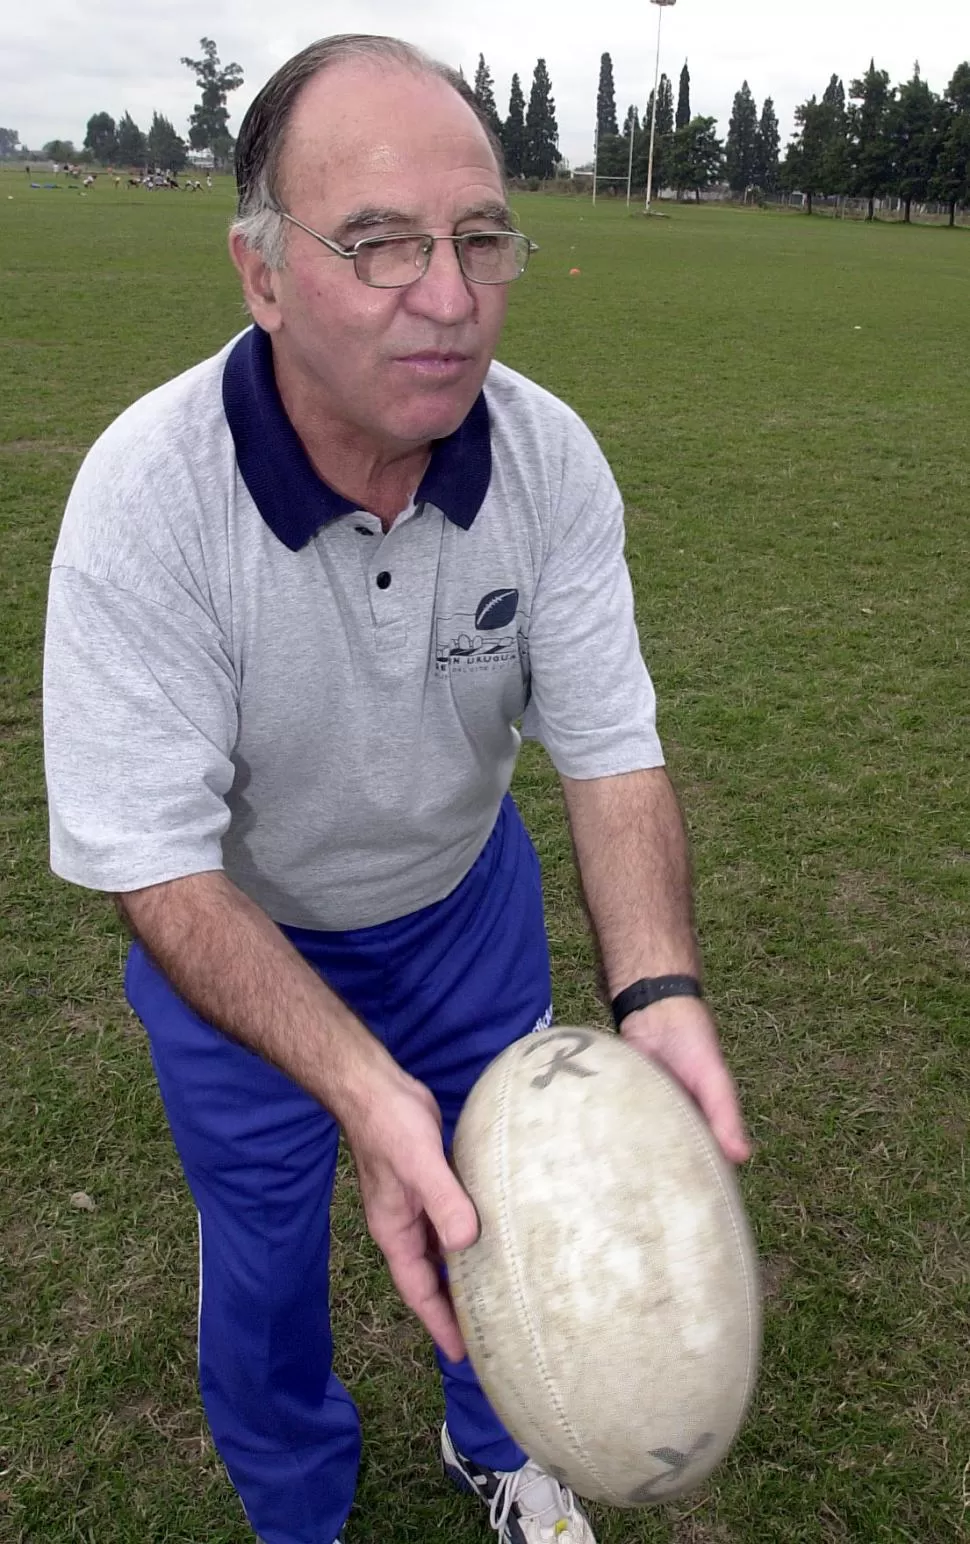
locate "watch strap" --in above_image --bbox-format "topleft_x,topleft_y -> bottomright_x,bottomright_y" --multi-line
611,974 -> 704,1029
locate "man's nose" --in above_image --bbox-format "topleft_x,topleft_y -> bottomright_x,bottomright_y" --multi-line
404,238 -> 476,321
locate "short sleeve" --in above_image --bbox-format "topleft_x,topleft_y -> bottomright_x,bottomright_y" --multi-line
44,566 -> 238,892
521,440 -> 664,779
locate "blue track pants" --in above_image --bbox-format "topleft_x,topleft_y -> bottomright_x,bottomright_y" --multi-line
125,796 -> 553,1544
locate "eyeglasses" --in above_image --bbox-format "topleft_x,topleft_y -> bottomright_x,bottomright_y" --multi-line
278,211 -> 539,289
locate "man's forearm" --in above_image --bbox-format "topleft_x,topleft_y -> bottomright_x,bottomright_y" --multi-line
116,871 -> 396,1129
560,766 -> 701,999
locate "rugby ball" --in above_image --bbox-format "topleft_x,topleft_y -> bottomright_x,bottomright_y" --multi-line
445,1026 -> 761,1506
474,588 -> 519,630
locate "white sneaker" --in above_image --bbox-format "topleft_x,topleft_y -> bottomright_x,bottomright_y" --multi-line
441,1422 -> 597,1543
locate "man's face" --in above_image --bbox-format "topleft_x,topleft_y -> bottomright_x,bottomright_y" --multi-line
239,62 -> 512,454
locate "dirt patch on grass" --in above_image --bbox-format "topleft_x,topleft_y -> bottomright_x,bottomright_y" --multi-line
828,868 -> 892,921
114,1394 -> 204,1445
670,1519 -> 735,1544
762,1254 -> 793,1299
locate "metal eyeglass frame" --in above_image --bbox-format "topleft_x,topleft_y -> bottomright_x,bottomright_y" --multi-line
277,210 -> 539,288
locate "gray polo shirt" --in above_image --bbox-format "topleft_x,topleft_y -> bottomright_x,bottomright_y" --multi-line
44,326 -> 663,930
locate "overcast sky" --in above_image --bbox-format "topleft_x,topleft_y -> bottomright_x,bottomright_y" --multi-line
4,0 -> 966,168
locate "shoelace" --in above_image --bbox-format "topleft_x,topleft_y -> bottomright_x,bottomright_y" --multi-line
489,1459 -> 579,1538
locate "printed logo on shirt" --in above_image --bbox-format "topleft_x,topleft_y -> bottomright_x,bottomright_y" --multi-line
434,587 -> 530,678
531,1003 -> 554,1034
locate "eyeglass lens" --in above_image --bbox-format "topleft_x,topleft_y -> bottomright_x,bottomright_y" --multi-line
356,233 -> 530,288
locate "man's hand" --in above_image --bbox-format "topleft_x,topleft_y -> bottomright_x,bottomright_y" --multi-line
619,997 -> 751,1165
345,1071 -> 480,1362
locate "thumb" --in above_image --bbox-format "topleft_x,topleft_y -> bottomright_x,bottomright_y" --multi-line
425,1161 -> 481,1253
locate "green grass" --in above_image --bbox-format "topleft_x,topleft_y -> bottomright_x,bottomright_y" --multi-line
2,170 -> 969,1543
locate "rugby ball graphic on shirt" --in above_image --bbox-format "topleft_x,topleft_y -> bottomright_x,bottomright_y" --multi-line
475,588 -> 520,631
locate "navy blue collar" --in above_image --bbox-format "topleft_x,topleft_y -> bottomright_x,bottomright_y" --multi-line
221,326 -> 492,552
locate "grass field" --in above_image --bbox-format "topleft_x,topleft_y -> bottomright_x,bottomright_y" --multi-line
1,169 -> 968,1543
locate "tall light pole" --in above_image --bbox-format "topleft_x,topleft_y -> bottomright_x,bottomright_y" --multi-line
644,0 -> 677,213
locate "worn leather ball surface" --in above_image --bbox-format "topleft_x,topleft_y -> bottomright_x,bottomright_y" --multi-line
446,1026 -> 761,1507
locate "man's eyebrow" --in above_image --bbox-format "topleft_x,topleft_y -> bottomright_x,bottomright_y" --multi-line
334,202 -> 515,241
456,202 -> 515,228
335,207 -> 416,240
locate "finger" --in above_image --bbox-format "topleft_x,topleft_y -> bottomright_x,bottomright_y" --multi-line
681,1054 -> 751,1165
385,1238 -> 467,1361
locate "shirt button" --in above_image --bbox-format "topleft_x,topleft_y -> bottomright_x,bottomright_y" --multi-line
376,571 -> 392,590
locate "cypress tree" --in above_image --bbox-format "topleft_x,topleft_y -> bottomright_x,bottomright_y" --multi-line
473,54 -> 503,141
503,73 -> 526,179
822,74 -> 846,116
676,62 -> 692,129
725,80 -> 759,192
597,53 -> 619,140
754,97 -> 781,191
893,66 -> 939,222
658,75 -> 675,138
849,60 -> 896,220
116,111 -> 147,168
783,87 -> 848,213
524,58 -> 561,180
146,111 -> 187,172
636,73 -> 674,192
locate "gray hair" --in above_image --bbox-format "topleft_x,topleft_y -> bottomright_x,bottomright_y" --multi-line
231,34 -> 506,270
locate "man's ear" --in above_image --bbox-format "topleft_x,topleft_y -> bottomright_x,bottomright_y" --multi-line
229,230 -> 283,332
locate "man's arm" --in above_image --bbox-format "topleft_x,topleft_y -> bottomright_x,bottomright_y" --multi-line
559,767 -> 750,1163
117,872 -> 478,1356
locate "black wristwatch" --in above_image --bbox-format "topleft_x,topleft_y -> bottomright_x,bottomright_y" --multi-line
610,974 -> 704,1029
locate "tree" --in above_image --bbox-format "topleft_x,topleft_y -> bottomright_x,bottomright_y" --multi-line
753,97 -> 781,191
782,80 -> 849,213
147,112 -> 188,172
822,74 -> 846,117
0,127 -> 20,158
596,53 -> 618,140
725,80 -> 759,193
892,66 -> 939,221
669,116 -> 722,201
42,139 -> 76,162
181,37 -> 244,167
524,58 -> 561,180
816,74 -> 851,193
676,62 -> 692,130
503,74 -> 527,179
635,73 -> 674,195
473,54 -> 502,141
84,112 -> 117,164
656,74 -> 675,140
932,62 -> 970,225
848,61 -> 896,220
597,132 -> 629,183
116,112 -> 147,168
781,100 -> 823,212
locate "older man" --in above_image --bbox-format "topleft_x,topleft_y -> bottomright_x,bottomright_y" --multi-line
43,33 -> 749,1544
